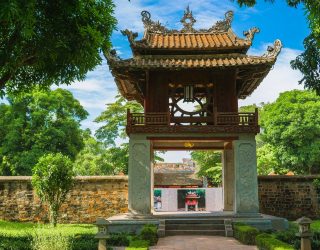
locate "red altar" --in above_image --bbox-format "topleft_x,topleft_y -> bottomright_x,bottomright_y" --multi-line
185,193 -> 200,211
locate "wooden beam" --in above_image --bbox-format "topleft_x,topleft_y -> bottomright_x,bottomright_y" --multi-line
147,136 -> 239,141
152,146 -> 224,150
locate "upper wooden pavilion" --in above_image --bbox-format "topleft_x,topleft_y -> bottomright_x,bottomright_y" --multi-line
107,7 -> 282,135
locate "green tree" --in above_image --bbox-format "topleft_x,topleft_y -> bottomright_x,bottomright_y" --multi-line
260,90 -> 320,174
256,143 -> 280,175
191,151 -> 222,187
0,88 -> 88,175
95,95 -> 143,146
74,129 -> 128,175
233,0 -> 320,94
94,95 -> 143,174
32,153 -> 75,227
0,0 -> 116,95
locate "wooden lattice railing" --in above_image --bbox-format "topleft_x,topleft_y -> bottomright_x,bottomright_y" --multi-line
127,109 -> 258,127
127,111 -> 170,126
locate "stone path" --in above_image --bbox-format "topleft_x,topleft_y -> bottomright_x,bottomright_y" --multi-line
149,236 -> 258,250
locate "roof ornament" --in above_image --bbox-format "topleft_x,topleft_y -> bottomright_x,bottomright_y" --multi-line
208,10 -> 234,32
244,27 -> 260,42
141,10 -> 169,33
180,6 -> 196,33
121,29 -> 138,44
263,39 -> 282,58
107,49 -> 120,61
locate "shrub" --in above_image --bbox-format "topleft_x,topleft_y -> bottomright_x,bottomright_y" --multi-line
129,239 -> 149,248
106,233 -> 130,246
255,233 -> 294,250
139,224 -> 158,245
32,232 -> 71,250
234,223 -> 259,245
72,234 -> 98,250
32,153 -> 75,227
0,235 -> 32,250
273,222 -> 299,247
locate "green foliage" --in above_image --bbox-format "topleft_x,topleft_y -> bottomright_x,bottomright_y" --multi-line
257,143 -> 280,175
0,235 -> 32,250
313,178 -> 320,192
255,233 -> 295,250
0,221 -> 97,250
260,90 -> 320,174
0,0 -> 116,95
128,240 -> 149,248
0,88 -> 88,175
106,233 -> 130,246
73,130 -> 115,175
95,95 -> 143,146
291,33 -> 320,95
233,223 -> 259,245
94,95 -> 143,174
32,153 -> 75,227
273,222 -> 299,247
139,224 -> 158,246
32,232 -> 71,250
191,151 -> 222,186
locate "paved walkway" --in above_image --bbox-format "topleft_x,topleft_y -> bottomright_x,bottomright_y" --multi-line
149,236 -> 258,250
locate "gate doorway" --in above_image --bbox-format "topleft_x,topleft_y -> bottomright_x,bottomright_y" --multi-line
152,147 -> 225,214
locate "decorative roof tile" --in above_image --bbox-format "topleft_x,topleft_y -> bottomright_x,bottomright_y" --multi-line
139,32 -> 250,50
121,9 -> 260,53
108,54 -> 274,69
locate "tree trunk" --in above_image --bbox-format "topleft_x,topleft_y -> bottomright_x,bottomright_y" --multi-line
49,205 -> 59,227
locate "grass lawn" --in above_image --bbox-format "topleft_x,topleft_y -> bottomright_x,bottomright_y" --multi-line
0,220 -> 157,250
0,220 -> 97,236
0,220 -> 97,250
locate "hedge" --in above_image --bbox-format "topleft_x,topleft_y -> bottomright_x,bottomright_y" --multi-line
233,223 -> 259,245
255,233 -> 295,250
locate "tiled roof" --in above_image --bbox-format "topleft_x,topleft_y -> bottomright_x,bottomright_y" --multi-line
154,172 -> 203,187
134,31 -> 250,51
108,54 -> 275,69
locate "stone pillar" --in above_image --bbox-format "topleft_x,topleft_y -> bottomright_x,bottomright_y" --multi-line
233,138 -> 259,215
128,137 -> 152,214
222,143 -> 234,211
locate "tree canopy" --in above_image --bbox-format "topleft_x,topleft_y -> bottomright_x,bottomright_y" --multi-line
0,0 -> 116,96
191,151 -> 222,187
233,0 -> 320,94
260,90 -> 320,174
93,95 -> 143,174
0,88 -> 88,175
73,129 -> 128,175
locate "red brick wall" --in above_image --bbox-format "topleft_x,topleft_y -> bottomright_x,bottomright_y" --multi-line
0,175 -> 319,223
0,176 -> 128,223
258,175 -> 320,219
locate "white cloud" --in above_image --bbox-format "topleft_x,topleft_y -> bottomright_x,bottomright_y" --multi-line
239,46 -> 304,106
113,0 -> 239,34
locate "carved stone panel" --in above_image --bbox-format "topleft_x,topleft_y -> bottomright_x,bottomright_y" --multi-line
233,140 -> 259,214
223,149 -> 234,211
128,140 -> 151,214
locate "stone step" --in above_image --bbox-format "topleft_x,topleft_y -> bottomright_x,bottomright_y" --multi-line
165,219 -> 225,224
165,229 -> 225,236
166,223 -> 225,230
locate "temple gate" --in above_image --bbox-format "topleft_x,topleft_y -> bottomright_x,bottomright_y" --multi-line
96,8 -> 287,246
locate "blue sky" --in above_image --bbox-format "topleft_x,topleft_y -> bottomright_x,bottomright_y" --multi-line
2,1 -> 310,162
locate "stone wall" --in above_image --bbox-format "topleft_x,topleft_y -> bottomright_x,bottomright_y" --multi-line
0,176 -> 128,223
258,175 -> 320,220
1,175 -> 319,223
